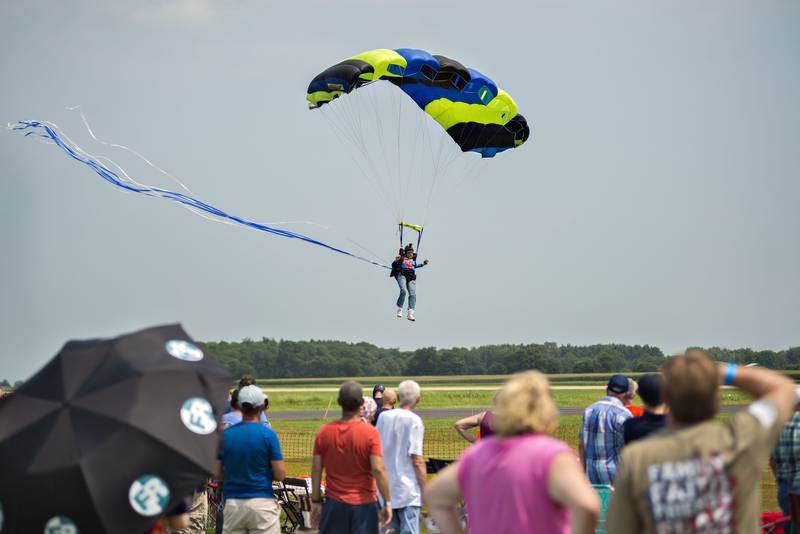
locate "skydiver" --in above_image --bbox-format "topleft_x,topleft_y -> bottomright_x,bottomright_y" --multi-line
390,244 -> 429,321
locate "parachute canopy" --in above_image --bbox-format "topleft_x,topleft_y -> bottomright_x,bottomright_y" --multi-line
307,48 -> 530,158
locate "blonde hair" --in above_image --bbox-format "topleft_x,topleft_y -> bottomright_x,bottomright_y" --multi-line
493,371 -> 559,437
663,348 -> 719,424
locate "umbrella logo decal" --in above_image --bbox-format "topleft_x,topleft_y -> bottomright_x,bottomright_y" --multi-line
180,397 -> 217,434
128,475 -> 171,516
44,516 -> 78,534
165,340 -> 203,362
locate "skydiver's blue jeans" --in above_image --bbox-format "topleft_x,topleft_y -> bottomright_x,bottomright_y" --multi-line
396,275 -> 416,310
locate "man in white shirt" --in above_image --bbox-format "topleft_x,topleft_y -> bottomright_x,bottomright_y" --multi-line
376,380 -> 427,534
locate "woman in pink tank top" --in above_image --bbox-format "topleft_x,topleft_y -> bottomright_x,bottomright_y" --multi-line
425,371 -> 600,534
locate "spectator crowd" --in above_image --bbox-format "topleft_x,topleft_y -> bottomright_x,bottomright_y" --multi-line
166,351 -> 800,533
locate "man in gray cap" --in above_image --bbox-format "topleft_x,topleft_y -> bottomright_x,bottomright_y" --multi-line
579,374 -> 632,484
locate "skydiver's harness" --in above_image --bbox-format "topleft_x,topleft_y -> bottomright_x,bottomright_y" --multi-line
390,221 -> 423,281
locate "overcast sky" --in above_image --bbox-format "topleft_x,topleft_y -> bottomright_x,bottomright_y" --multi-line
1,0 -> 798,381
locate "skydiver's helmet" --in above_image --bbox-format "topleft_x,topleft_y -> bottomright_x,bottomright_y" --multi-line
404,244 -> 415,257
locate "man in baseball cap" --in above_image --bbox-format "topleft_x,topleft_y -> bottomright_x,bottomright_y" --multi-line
218,384 -> 285,533
579,374 -> 633,484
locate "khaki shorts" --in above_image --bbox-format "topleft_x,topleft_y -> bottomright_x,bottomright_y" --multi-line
223,498 -> 280,534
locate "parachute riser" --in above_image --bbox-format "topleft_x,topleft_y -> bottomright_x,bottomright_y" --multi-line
399,220 -> 424,258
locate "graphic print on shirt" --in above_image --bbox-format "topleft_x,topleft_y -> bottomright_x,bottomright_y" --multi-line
646,452 -> 735,533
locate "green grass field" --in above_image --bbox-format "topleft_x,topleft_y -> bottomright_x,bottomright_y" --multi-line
262,388 -> 754,412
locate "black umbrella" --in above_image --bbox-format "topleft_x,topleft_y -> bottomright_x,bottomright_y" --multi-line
0,324 -> 233,533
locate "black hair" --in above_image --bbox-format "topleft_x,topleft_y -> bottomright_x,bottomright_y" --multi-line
240,401 -> 261,418
238,375 -> 256,388
637,373 -> 663,408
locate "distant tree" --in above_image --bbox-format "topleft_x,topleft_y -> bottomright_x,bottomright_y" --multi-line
405,347 -> 438,376
573,358 -> 597,374
0,379 -> 10,388
196,338 -> 795,377
632,356 -> 665,372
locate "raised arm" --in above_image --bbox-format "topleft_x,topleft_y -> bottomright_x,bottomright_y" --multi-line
547,452 -> 600,534
453,413 -> 483,443
721,363 -> 797,425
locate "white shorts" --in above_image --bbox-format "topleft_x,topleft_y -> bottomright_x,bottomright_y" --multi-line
223,498 -> 280,534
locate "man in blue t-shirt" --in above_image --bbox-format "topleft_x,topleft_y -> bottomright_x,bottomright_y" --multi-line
218,384 -> 285,533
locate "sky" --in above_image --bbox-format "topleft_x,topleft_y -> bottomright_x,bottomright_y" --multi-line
1,0 -> 799,381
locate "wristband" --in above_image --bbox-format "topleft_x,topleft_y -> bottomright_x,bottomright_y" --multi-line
723,363 -> 738,386
384,501 -> 392,508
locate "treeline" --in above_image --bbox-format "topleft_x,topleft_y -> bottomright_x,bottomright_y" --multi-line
198,338 -> 800,378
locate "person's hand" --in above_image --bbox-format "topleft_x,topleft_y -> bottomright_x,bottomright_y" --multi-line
310,501 -> 323,528
379,505 -> 393,528
423,260 -> 429,265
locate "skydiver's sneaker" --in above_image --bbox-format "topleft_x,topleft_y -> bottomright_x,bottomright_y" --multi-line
407,309 -> 416,321
396,308 -> 403,318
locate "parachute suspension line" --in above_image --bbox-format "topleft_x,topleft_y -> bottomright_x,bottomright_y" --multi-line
340,85 -> 401,223
11,120 -> 391,269
364,84 -> 393,208
320,98 -> 400,223
319,107 -> 397,219
367,83 -> 403,218
395,82 -> 404,216
421,112 -> 448,227
398,220 -> 424,257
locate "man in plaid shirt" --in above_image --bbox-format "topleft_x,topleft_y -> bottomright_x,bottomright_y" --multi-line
771,401 -> 800,533
579,374 -> 632,485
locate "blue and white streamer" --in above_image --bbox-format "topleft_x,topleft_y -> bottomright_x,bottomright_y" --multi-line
11,120 -> 389,269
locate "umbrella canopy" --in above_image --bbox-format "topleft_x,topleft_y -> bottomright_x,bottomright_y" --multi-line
0,324 -> 233,533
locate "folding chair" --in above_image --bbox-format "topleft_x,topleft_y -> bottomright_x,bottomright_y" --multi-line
273,477 -> 314,534
592,484 -> 614,534
761,511 -> 790,533
423,459 -> 465,533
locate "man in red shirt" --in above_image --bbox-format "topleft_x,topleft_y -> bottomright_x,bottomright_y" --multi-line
311,381 -> 392,533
